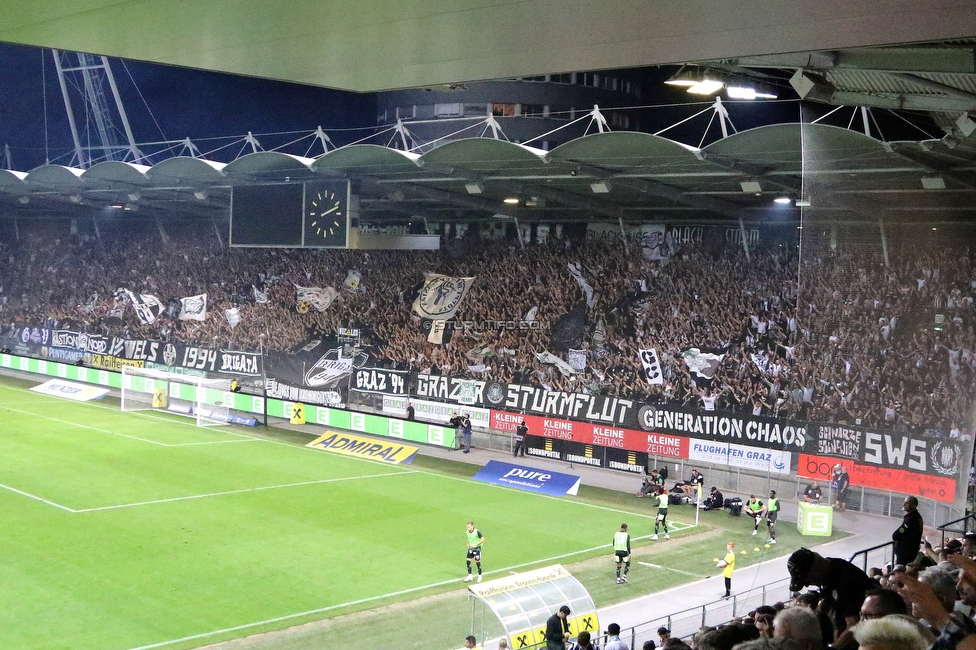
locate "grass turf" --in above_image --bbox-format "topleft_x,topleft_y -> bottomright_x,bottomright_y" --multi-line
0,377 -> 841,649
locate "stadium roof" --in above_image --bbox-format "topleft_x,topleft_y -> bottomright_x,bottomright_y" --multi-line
2,123 -> 975,226
1,3 -> 975,228
1,1 -> 974,93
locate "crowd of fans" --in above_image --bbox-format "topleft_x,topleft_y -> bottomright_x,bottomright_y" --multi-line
0,218 -> 973,434
653,536 -> 976,650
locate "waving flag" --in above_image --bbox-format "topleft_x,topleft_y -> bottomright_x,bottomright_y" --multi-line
412,274 -> 475,320
179,294 -> 207,321
638,348 -> 665,385
295,284 -> 338,312
124,290 -> 164,325
681,347 -> 726,379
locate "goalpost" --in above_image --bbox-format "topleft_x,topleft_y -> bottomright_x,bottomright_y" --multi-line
121,365 -> 234,427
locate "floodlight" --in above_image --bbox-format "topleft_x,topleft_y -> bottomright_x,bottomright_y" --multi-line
687,80 -> 725,95
727,86 -> 777,100
590,181 -> 611,194
740,181 -> 762,194
465,182 -> 484,195
773,196 -> 792,205
921,176 -> 946,190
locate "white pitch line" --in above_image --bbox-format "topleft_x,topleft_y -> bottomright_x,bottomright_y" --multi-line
638,561 -> 702,578
0,482 -> 76,512
166,439 -> 260,446
0,404 -> 173,446
125,533 -> 666,650
74,470 -> 416,513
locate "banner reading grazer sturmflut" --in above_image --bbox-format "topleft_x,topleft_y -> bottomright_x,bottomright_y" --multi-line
306,431 -> 418,464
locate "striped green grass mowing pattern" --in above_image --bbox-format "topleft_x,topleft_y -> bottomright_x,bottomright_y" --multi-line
0,381 -> 680,650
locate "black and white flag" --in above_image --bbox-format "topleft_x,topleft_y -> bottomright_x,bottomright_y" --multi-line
295,284 -> 338,312
252,286 -> 269,304
225,308 -> 241,328
125,290 -> 164,325
681,347 -> 726,379
567,262 -> 596,308
412,273 -> 475,320
179,294 -> 207,321
638,348 -> 665,385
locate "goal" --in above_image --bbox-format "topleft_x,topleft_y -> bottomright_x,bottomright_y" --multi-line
121,366 -> 235,427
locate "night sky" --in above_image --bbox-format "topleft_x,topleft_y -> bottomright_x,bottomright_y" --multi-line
0,41 -> 939,173
0,42 -> 376,170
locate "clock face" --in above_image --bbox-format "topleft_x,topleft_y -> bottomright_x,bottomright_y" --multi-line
305,183 -> 348,247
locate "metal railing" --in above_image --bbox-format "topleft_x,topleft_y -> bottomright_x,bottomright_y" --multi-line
848,541 -> 894,574
592,577 -> 795,650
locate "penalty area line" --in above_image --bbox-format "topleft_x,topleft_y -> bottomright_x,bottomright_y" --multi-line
0,482 -> 76,512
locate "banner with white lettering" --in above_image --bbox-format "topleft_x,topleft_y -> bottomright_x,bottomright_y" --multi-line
351,367 -> 409,395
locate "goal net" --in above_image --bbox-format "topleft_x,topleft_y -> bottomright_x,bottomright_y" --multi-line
121,366 -> 235,427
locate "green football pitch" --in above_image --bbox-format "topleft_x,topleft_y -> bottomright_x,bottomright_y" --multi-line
0,378 -> 715,650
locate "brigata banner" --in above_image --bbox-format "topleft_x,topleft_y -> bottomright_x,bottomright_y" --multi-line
472,460 -> 580,496
306,431 -> 418,464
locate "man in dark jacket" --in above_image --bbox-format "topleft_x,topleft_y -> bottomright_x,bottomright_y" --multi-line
892,496 -> 924,565
545,605 -> 571,650
787,548 -> 875,635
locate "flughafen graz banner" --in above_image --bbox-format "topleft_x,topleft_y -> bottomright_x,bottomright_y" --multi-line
2,326 -> 966,501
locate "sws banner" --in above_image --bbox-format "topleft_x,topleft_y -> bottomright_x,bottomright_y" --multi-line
810,422 -> 969,480
472,460 -> 581,496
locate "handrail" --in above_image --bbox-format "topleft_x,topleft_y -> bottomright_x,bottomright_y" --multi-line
598,577 -> 795,649
849,541 -> 894,573
936,514 -> 976,546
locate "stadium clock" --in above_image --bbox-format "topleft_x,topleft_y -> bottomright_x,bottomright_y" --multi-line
304,182 -> 349,247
